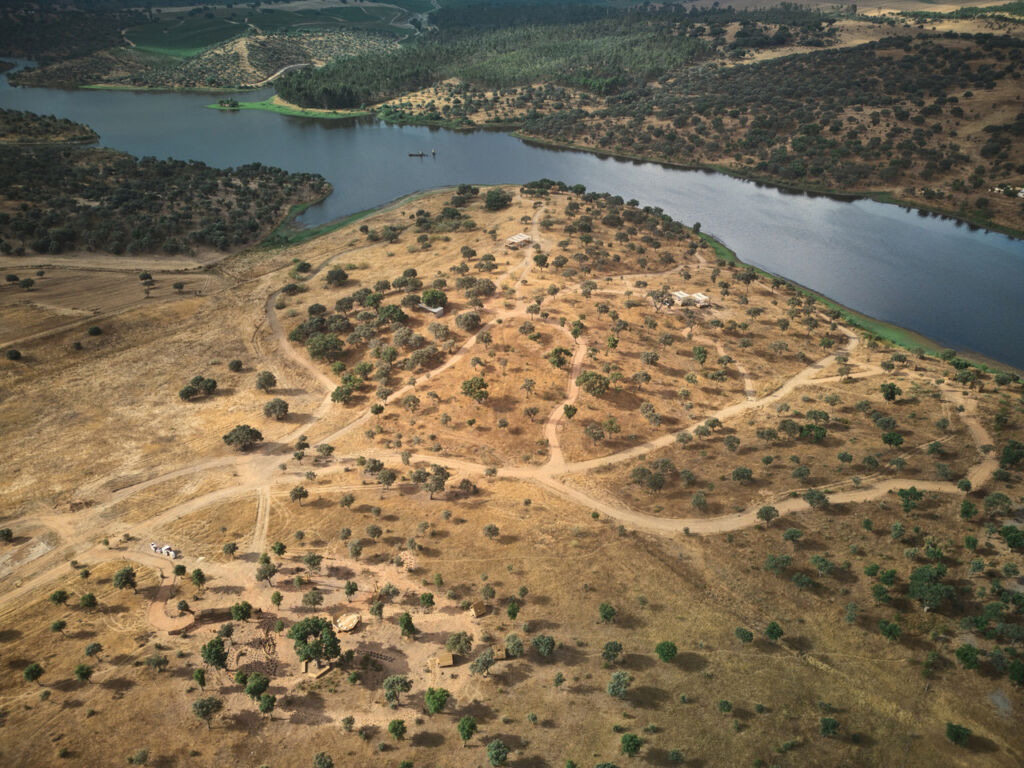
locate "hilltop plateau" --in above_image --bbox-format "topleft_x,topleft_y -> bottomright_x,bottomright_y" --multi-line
1,180 -> 1022,767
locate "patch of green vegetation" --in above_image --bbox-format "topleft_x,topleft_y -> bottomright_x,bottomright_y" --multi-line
377,106 -> 475,131
697,232 -> 737,265
697,232 -> 954,361
902,1 -> 1024,19
265,187 -> 451,248
206,98 -> 370,120
126,16 -> 244,58
251,6 -> 408,35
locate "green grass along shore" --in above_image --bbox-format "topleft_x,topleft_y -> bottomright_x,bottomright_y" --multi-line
206,98 -> 370,120
696,233 -> 1014,374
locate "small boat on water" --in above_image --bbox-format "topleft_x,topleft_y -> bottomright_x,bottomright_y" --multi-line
409,152 -> 427,157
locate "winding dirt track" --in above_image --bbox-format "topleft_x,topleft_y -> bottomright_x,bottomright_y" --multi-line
1,201 -> 998,628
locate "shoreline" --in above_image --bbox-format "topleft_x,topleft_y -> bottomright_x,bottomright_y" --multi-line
5,71 -> 1020,372
695,233 -> 1017,375
278,180 -> 1020,374
81,83 -> 252,95
196,94 -> 1021,241
511,132 -> 1024,242
263,185 -> 458,248
206,96 -> 371,120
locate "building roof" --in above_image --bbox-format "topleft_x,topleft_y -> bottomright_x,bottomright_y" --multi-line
335,613 -> 360,632
434,652 -> 455,667
505,233 -> 532,245
470,601 -> 488,617
672,290 -> 710,306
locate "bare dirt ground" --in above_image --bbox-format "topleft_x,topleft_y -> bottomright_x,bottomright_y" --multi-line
0,186 -> 1021,767
0,266 -> 226,345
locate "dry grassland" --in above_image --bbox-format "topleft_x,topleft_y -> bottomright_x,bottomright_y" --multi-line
0,185 -> 1021,768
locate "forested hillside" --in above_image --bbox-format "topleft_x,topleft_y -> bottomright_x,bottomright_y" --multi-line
275,5 -> 838,108
522,34 -> 1024,192
0,109 -> 99,145
0,5 -> 144,62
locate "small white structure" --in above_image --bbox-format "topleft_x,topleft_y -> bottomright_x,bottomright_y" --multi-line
672,290 -> 710,308
416,303 -> 444,317
335,613 -> 360,633
505,233 -> 532,249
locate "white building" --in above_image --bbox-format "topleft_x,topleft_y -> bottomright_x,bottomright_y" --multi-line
672,290 -> 710,308
505,233 -> 532,249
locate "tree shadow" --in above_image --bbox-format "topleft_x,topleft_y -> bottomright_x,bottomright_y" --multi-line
614,612 -> 645,630
645,747 -> 696,766
848,731 -> 876,747
138,584 -> 161,601
209,585 -> 245,595
510,756 -> 552,768
783,636 -> 812,653
552,645 -> 587,667
50,678 -> 82,693
99,677 -> 135,693
493,661 -> 532,688
458,700 -> 497,723
521,618 -> 560,632
965,734 -> 1000,753
226,709 -> 264,732
622,653 -> 656,671
283,691 -> 331,725
676,652 -> 708,672
411,730 -> 446,748
491,732 -> 527,751
4,655 -> 33,673
629,685 -> 671,709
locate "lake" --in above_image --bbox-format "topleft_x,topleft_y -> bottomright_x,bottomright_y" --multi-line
2,66 -> 1023,369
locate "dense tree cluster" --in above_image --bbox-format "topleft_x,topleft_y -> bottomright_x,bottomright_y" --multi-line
0,142 -> 329,256
522,34 -> 1024,194
277,5 -> 839,109
0,109 -> 97,144
0,4 -> 143,63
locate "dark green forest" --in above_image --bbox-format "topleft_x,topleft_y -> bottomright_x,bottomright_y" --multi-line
0,109 -> 99,144
275,5 -> 840,108
0,144 -> 329,257
0,5 -> 145,62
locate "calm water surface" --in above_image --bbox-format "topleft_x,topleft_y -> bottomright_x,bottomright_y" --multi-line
2,66 -> 1023,368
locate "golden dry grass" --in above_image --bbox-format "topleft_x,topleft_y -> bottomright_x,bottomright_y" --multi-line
0,185 -> 1021,768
